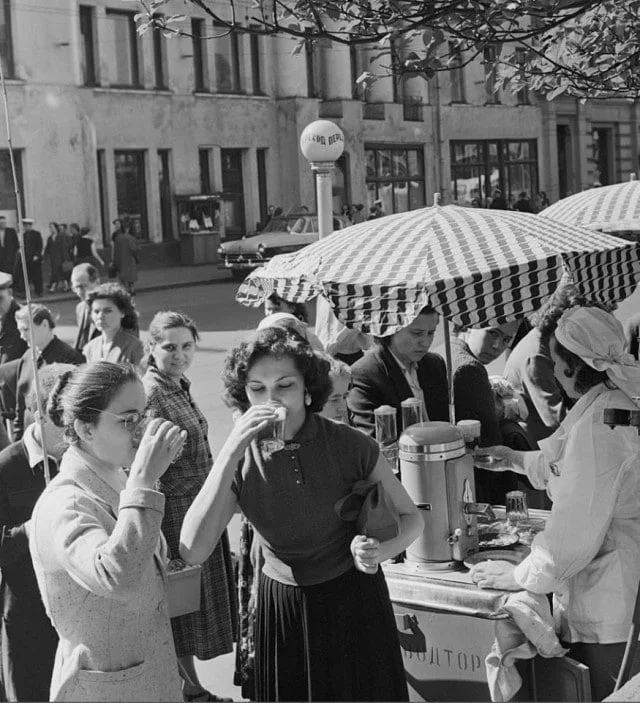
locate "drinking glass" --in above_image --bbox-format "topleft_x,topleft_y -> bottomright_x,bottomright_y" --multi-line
401,397 -> 426,430
258,402 -> 287,454
505,490 -> 529,525
133,407 -> 186,461
374,405 -> 398,475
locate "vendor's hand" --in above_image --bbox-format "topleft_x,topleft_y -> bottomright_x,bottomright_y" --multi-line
474,445 -> 517,472
129,418 -> 187,488
227,405 -> 279,457
351,535 -> 380,575
469,560 -> 520,591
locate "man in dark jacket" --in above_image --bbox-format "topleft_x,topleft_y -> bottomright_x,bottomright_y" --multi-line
0,274 -> 26,365
0,364 -> 71,701
347,306 -> 449,437
70,263 -> 101,351
489,188 -> 509,210
13,219 -> 43,296
13,304 -> 84,438
0,217 -> 18,276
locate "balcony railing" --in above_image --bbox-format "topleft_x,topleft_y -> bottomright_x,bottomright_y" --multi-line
318,99 -> 344,118
403,96 -> 423,122
362,102 -> 385,120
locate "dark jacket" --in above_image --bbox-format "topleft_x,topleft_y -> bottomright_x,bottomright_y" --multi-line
0,227 -> 19,275
14,337 -> 85,438
625,312 -> 640,361
0,439 -> 58,701
451,335 -> 515,504
347,345 -> 449,437
0,299 -> 27,365
23,229 -> 43,263
113,232 -> 140,283
44,231 -> 70,270
74,299 -> 99,352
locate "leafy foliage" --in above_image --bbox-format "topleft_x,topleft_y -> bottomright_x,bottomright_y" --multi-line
133,0 -> 640,99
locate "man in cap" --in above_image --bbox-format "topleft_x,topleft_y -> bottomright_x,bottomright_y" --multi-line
0,273 -> 26,365
12,219 -> 43,297
70,262 -> 101,351
0,216 -> 19,276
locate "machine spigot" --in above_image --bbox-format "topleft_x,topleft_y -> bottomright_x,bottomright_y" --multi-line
463,502 -> 496,522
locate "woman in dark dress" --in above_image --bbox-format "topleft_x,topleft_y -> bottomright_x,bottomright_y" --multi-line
142,311 -> 237,702
181,327 -> 421,702
73,226 -> 105,269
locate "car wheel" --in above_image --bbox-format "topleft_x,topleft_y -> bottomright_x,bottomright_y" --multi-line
231,269 -> 248,282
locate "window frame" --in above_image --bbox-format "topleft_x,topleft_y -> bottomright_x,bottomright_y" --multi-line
104,9 -> 141,88
79,5 -> 97,86
152,16 -> 168,90
364,144 -> 426,214
213,24 -> 242,94
0,0 -> 14,79
192,18 -> 208,92
448,42 -> 465,103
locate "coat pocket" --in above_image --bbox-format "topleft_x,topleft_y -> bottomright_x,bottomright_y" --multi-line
71,661 -> 148,702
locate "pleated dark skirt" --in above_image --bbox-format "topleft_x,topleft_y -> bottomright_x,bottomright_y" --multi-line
256,567 -> 408,702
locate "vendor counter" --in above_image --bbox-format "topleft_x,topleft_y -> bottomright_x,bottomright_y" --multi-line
384,508 -> 593,702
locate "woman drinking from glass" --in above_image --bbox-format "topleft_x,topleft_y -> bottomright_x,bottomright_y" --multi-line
29,361 -> 186,701
180,326 -> 422,702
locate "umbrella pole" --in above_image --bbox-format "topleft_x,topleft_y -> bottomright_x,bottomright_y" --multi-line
443,318 -> 455,425
0,58 -> 50,483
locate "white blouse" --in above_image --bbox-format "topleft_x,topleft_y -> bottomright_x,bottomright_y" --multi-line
514,384 -> 640,644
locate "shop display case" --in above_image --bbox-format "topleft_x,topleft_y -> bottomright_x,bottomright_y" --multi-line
176,194 -> 226,265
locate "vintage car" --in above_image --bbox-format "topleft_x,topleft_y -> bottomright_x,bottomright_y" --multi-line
218,212 -> 351,281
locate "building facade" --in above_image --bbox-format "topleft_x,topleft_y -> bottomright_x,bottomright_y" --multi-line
0,0 -> 638,259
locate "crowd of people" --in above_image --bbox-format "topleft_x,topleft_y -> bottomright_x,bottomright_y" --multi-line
0,259 -> 637,702
469,188 -> 551,212
0,217 -> 140,298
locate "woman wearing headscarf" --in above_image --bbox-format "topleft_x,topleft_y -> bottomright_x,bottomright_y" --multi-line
469,307 -> 640,701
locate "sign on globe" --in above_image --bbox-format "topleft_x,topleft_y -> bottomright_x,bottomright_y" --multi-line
299,120 -> 345,162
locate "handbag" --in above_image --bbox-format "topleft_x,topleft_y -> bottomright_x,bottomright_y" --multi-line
335,479 -> 401,543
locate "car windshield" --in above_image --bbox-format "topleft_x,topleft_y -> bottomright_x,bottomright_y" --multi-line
260,216 -> 317,235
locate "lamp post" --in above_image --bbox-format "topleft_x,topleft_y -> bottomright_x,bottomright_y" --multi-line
299,120 -> 345,239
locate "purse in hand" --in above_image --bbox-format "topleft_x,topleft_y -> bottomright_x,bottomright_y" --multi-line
335,480 -> 401,543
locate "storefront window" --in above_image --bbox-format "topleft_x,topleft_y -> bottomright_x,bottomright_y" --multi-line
450,139 -> 538,207
365,145 -> 426,214
221,148 -> 245,238
114,150 -> 148,239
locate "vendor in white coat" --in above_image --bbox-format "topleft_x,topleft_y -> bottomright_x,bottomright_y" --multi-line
29,362 -> 186,702
470,306 -> 640,701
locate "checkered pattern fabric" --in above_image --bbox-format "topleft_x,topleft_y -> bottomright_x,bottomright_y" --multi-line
236,204 -> 640,336
540,180 -> 640,232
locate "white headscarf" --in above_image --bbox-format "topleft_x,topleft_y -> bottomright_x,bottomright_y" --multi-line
555,306 -> 640,401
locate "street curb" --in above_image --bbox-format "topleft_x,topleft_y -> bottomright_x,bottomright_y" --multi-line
28,273 -> 231,306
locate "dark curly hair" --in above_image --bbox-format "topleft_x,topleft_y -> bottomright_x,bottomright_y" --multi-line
87,282 -> 139,331
222,327 -> 331,412
551,337 -> 611,396
48,362 -> 140,444
532,284 -> 614,341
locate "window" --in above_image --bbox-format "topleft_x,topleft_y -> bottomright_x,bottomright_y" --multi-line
221,149 -> 245,237
192,18 -> 208,92
365,145 -> 426,215
305,42 -> 320,98
483,45 -> 500,104
79,6 -> 97,86
257,149 -> 268,227
450,139 -> 538,207
153,18 -> 167,89
105,10 -> 140,87
515,48 -> 529,105
449,42 -> 465,103
199,148 -> 212,194
114,150 -> 148,239
214,25 -> 241,93
0,149 -> 24,219
158,150 -> 172,241
249,31 -> 263,95
0,0 -> 13,78
97,150 -> 109,246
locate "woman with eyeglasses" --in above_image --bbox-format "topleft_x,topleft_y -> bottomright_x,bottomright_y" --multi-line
142,311 -> 236,702
29,361 -> 186,701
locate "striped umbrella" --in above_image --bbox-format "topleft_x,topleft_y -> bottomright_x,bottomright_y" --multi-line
540,178 -> 640,233
236,203 -> 640,337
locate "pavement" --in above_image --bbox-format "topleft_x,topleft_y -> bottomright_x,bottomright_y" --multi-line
29,262 -> 234,306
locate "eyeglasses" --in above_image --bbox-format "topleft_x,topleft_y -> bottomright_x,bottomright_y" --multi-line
87,406 -> 153,432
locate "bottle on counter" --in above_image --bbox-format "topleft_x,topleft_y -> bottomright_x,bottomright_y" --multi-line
374,405 -> 399,475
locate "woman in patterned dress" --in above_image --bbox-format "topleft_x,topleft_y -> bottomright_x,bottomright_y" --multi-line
142,311 -> 237,702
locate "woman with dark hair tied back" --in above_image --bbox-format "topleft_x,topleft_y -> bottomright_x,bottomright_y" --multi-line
180,326 -> 422,702
84,282 -> 144,367
28,361 -> 187,702
143,311 -> 236,702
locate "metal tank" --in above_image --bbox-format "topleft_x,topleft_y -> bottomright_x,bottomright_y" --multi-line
399,422 -> 493,568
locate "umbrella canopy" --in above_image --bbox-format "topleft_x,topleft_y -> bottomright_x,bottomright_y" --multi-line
236,204 -> 640,336
540,179 -> 640,233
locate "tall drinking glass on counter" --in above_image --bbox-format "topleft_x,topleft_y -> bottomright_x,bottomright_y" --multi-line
374,405 -> 399,475
401,397 -> 427,430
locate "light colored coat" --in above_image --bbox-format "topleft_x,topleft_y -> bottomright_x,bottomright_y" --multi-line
29,445 -> 182,702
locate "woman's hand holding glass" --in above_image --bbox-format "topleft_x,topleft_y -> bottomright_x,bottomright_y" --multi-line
351,535 -> 381,575
227,405 -> 280,459
129,418 -> 187,488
